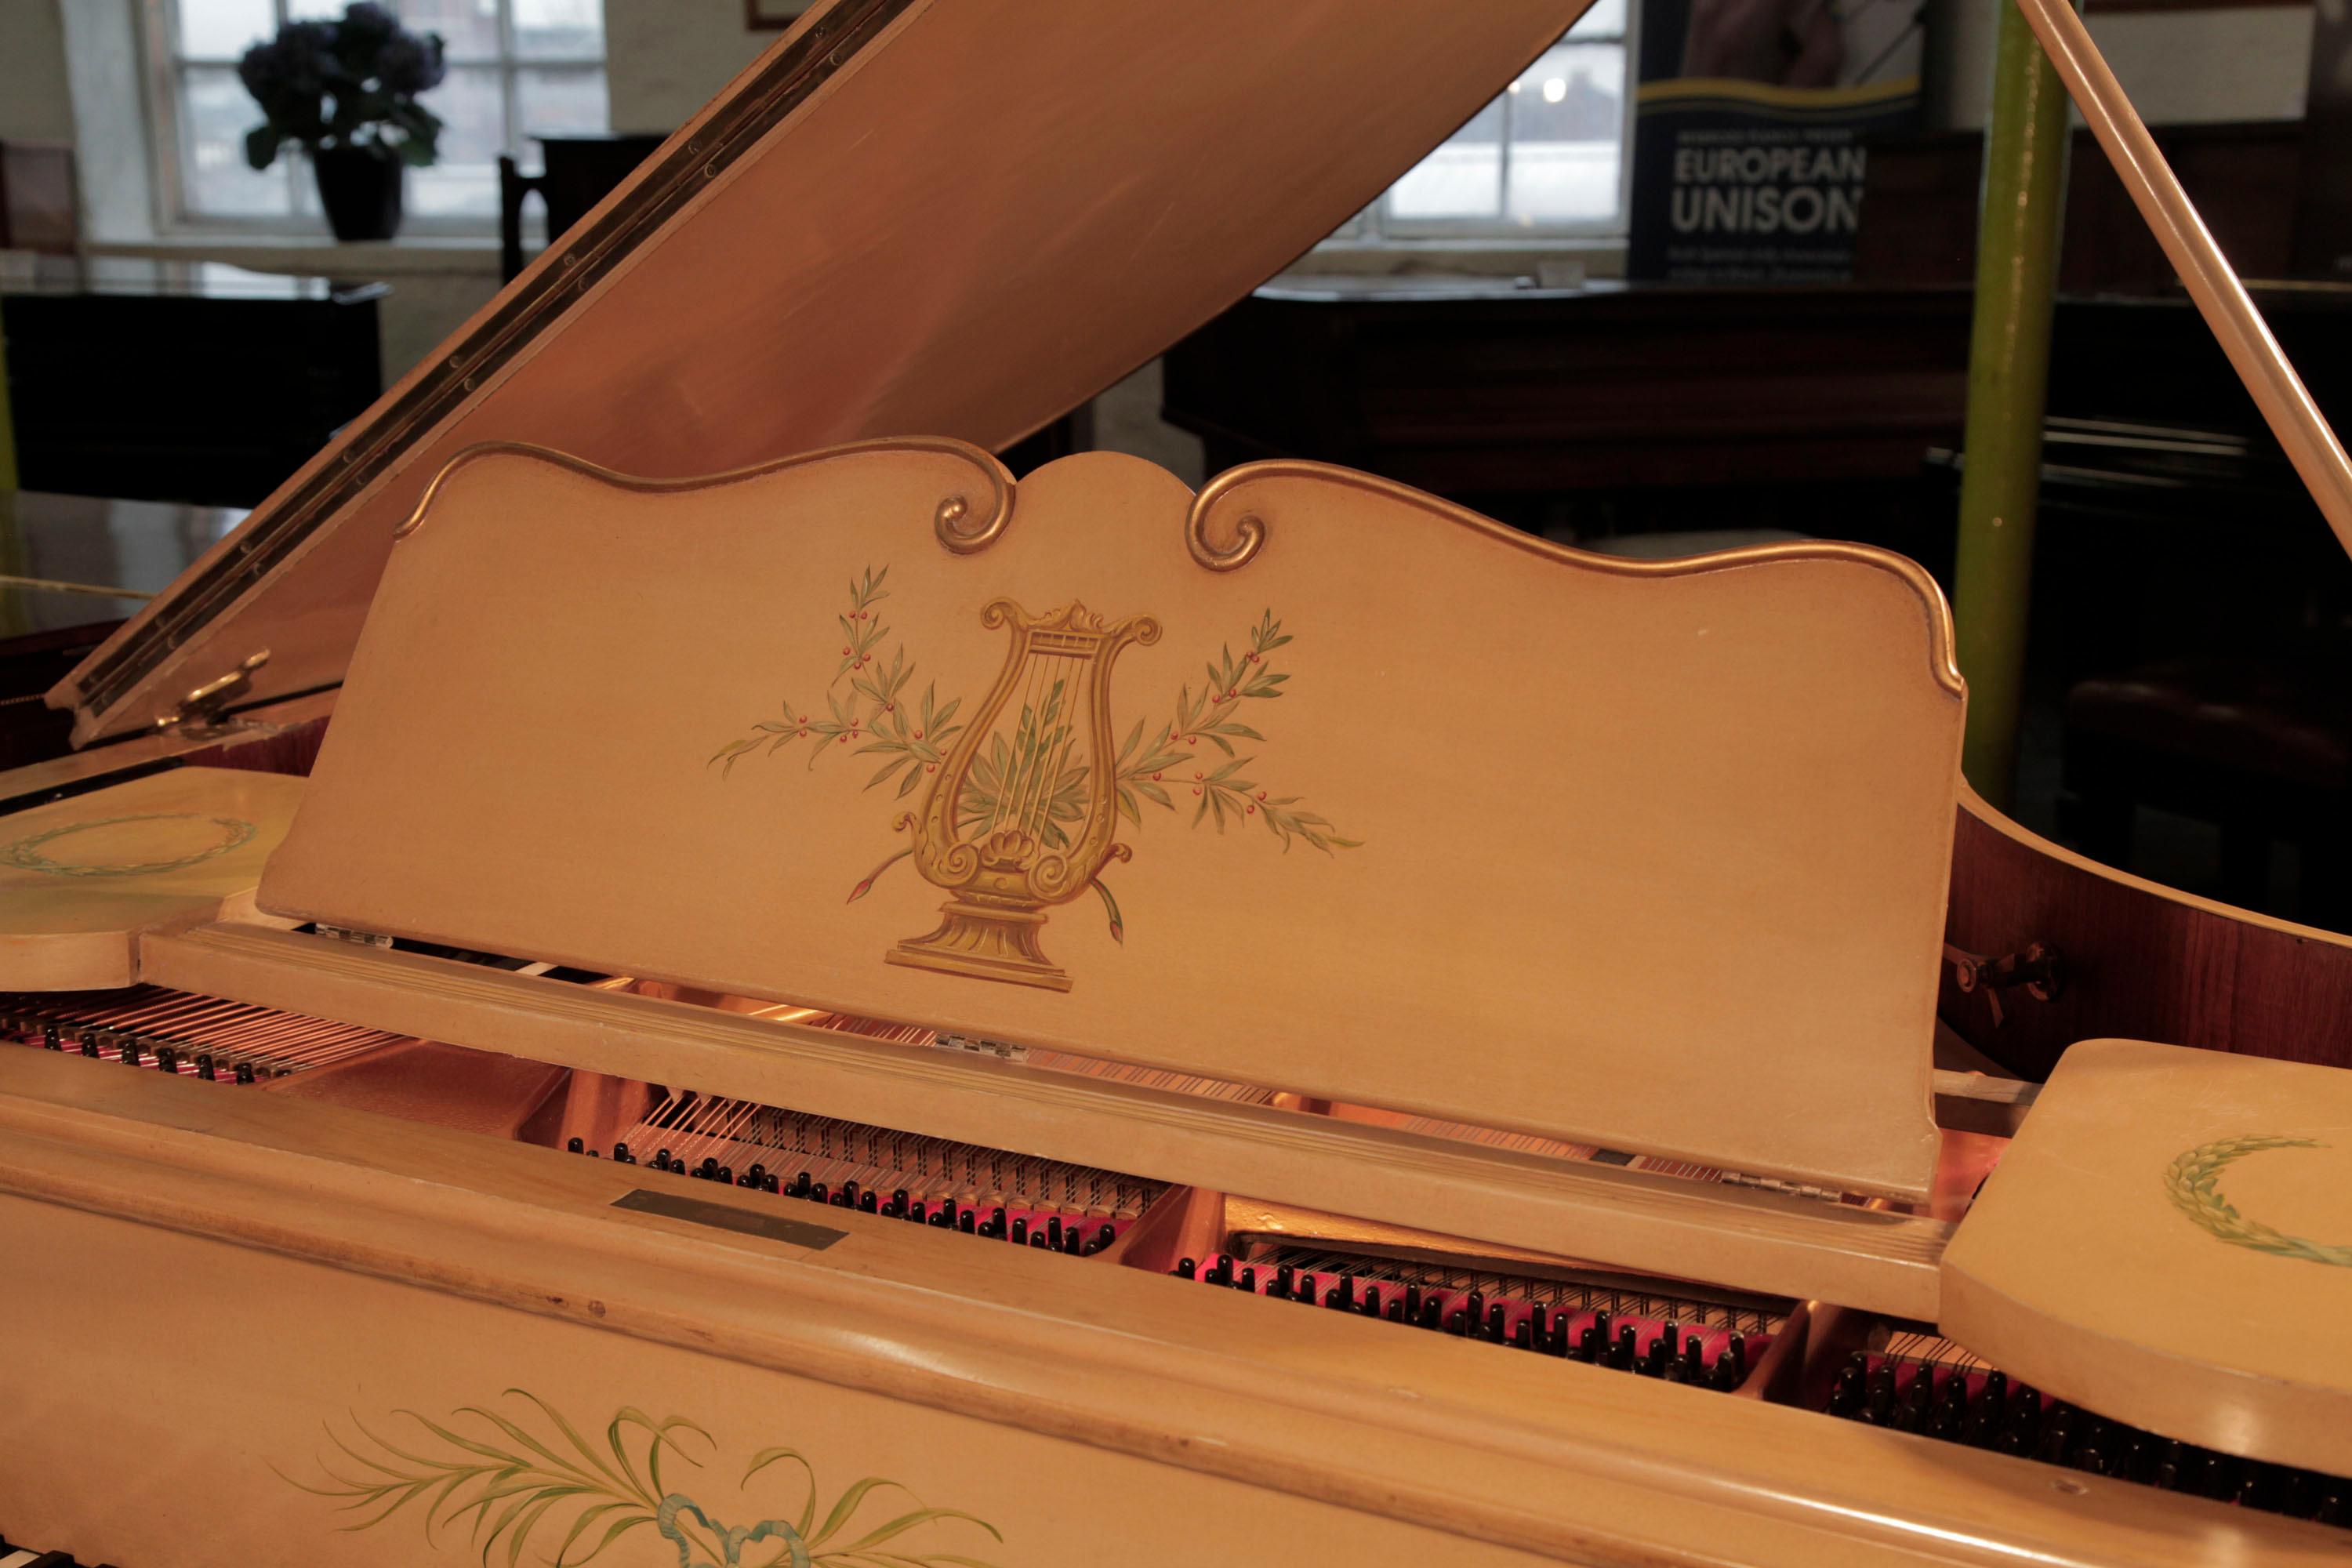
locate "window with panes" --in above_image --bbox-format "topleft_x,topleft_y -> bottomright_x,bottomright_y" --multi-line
155,0 -> 608,230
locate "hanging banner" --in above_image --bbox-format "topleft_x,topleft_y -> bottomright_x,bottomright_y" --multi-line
1626,0 -> 1926,281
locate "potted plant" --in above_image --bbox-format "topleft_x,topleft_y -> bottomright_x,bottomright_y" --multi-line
238,3 -> 446,242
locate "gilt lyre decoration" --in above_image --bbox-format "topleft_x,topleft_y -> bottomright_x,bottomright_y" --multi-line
887,597 -> 1160,989
710,554 -> 1358,993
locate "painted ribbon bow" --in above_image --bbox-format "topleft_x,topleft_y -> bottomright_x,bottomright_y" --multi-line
658,1494 -> 811,1568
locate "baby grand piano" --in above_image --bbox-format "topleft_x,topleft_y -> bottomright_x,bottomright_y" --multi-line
4,2 -> 2352,1566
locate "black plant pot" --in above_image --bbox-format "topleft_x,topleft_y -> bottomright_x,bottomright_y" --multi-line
313,147 -> 405,241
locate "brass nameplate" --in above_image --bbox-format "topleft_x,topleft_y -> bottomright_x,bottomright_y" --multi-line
610,1188 -> 846,1250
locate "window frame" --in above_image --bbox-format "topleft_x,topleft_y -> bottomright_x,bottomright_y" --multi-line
1330,4 -> 1639,248
141,0 -> 607,238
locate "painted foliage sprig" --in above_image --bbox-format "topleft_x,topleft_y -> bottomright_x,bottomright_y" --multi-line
279,1388 -> 1002,1568
1112,610 -> 1359,854
2163,1135 -> 2352,1268
711,576 -> 1359,936
708,566 -> 967,801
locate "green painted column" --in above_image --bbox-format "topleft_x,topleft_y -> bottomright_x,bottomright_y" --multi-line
1952,0 -> 2074,809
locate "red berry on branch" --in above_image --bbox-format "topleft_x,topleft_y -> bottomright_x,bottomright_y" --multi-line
914,729 -> 924,739
1247,804 -> 1257,814
1256,791 -> 1267,800
1150,771 -> 1161,781
1192,786 -> 1203,796
926,763 -> 937,773
841,647 -> 851,656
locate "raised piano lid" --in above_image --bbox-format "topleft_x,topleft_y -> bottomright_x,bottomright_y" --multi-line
47,0 -> 1588,746
1943,1038 -> 2352,1476
259,439 -> 1962,1200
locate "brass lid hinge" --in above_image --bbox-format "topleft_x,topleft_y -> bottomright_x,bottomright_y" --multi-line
313,924 -> 394,949
153,651 -> 274,739
931,1033 -> 1029,1063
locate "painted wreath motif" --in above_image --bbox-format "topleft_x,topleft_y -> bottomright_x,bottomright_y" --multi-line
0,811 -> 259,878
2161,1135 -> 2352,1269
709,565 -> 1357,956
280,1388 -> 1004,1567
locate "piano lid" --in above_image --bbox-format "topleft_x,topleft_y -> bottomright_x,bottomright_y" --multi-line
49,0 -> 1588,746
260,440 -> 1962,1200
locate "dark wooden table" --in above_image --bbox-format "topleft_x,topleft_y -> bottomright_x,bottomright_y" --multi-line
0,488 -> 247,769
0,256 -> 383,508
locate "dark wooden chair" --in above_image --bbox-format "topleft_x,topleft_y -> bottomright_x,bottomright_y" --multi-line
2064,653 -> 2352,926
498,133 -> 669,282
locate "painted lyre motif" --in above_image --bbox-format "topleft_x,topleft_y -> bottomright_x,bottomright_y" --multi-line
710,563 -> 1358,993
885,597 -> 1159,989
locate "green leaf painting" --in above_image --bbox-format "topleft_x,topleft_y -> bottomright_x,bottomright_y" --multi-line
279,1388 -> 1004,1567
710,569 -> 1357,946
2162,1136 -> 2352,1268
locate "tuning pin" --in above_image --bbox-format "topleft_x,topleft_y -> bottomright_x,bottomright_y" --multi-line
1062,1227 -> 1083,1254
1236,1265 -> 1256,1293
1293,1272 -> 1316,1304
194,1053 -> 216,1080
1175,1258 -> 1197,1279
42,1024 -> 61,1050
1402,1283 -> 1422,1319
613,1142 -> 634,1164
1360,1285 -> 1382,1319
234,1061 -> 256,1083
763,1172 -> 779,1193
1486,1303 -> 1508,1342
1614,1324 -> 1639,1370
118,1038 -> 141,1066
1046,1216 -> 1064,1250
1512,1319 -> 1534,1350
1011,1218 -> 1029,1246
1276,1264 -> 1295,1297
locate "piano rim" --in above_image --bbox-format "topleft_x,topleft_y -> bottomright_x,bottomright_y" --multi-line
0,1047 -> 2337,1568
